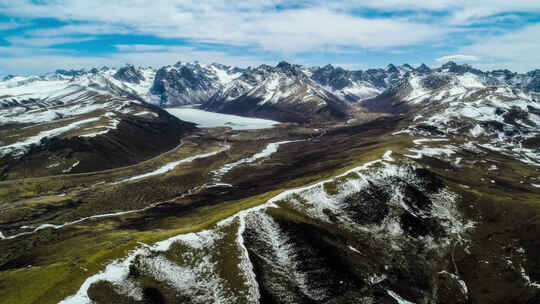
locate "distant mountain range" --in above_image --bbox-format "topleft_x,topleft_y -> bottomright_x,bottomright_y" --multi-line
2,61 -> 539,123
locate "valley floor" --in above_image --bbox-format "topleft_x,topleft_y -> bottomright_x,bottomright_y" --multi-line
0,115 -> 539,303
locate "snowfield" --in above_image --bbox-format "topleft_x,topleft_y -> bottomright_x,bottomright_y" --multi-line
165,107 -> 279,129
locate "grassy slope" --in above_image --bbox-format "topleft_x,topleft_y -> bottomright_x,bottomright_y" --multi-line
0,127 -> 410,304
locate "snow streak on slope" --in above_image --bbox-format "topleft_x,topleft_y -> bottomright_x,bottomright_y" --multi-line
0,94 -> 115,126
211,140 -> 302,183
1,141 -> 298,240
115,144 -> 230,184
0,203 -> 160,241
0,117 -> 100,156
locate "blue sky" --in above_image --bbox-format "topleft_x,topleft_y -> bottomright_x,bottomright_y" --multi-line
0,1 -> 539,76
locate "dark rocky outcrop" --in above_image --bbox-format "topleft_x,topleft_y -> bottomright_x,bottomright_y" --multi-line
113,64 -> 146,84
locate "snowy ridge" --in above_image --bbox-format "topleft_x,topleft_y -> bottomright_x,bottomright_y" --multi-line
387,290 -> 415,304
213,62 -> 339,106
392,67 -> 540,167
2,61 -> 539,112
59,152 -> 390,302
0,117 -> 100,156
0,66 -> 155,110
284,161 -> 471,249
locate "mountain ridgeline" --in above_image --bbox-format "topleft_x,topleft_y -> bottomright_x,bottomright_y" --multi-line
3,60 -> 539,123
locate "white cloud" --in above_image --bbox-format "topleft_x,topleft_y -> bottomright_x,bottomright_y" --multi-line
114,44 -> 169,52
335,1 -> 540,23
0,45 -> 270,75
252,9 -> 449,52
458,23 -> 540,72
0,1 -> 450,54
436,54 -> 481,63
0,1 -> 539,73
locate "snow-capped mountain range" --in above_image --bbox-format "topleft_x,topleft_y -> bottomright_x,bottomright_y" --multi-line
2,60 -> 540,129
3,60 -> 539,114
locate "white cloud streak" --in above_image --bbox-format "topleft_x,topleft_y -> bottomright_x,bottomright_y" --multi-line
0,1 -> 451,53
436,54 -> 480,63
0,46 -> 271,76
458,23 -> 540,72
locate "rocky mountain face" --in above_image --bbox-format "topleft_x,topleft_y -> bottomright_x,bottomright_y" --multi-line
526,69 -> 540,92
113,64 -> 146,84
149,62 -> 242,106
203,62 -> 348,123
309,64 -> 382,102
147,60 -> 540,124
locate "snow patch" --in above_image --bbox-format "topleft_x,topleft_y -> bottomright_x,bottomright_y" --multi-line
469,124 -> 484,137
413,138 -> 449,145
387,290 -> 415,304
382,150 -> 394,161
407,75 -> 430,103
405,146 -> 457,159
62,161 -> 80,173
457,73 -> 485,89
520,266 -> 540,289
166,108 -> 278,130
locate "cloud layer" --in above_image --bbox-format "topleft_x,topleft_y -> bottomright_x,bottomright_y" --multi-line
0,0 -> 538,75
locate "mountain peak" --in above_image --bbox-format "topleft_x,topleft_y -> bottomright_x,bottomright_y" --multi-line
276,61 -> 293,69
210,62 -> 230,70
275,61 -> 302,76
401,64 -> 414,71
386,64 -> 399,73
113,64 -> 145,84
2,74 -> 16,81
416,63 -> 431,73
55,69 -> 86,77
440,61 -> 483,75
319,64 -> 335,71
441,61 -> 458,69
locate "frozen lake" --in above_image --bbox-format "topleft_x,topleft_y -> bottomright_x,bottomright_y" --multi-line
165,108 -> 279,130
